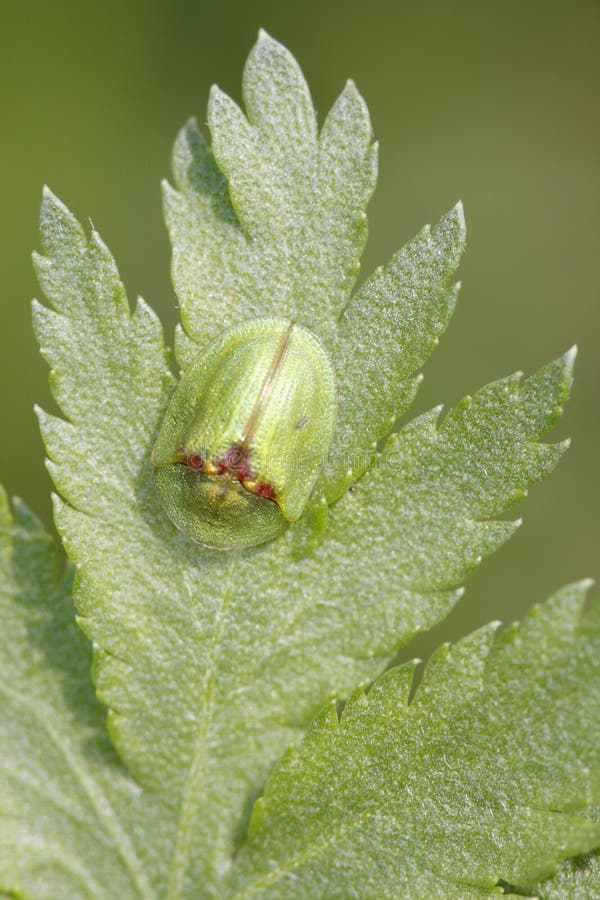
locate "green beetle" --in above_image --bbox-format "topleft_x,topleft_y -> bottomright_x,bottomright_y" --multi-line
152,317 -> 337,550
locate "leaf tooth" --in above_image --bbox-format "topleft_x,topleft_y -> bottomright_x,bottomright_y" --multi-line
319,698 -> 342,730
161,176 -> 180,215
208,85 -> 258,220
564,343 -> 578,368
518,349 -> 575,433
209,83 -> 248,130
577,576 -> 595,593
31,298 -> 66,364
170,116 -> 204,187
366,660 -> 419,710
524,582 -> 590,638
39,184 -> 86,258
36,404 -> 75,457
319,77 -> 373,157
247,795 -> 267,836
431,199 -> 467,267
243,30 -> 317,146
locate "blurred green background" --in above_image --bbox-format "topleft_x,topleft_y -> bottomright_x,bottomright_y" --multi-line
1,0 -> 598,649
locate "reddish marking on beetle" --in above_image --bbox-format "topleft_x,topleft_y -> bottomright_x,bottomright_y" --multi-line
255,482 -> 277,501
216,443 -> 253,482
237,455 -> 253,482
185,453 -> 205,470
186,441 -> 276,502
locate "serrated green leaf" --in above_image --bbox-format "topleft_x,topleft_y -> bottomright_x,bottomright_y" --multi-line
164,31 -> 376,365
227,583 -> 600,899
323,201 -> 466,498
31,33 -> 578,897
0,488 -> 159,899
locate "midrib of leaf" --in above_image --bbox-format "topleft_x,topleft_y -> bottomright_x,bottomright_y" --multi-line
167,562 -> 236,898
0,677 -> 154,900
